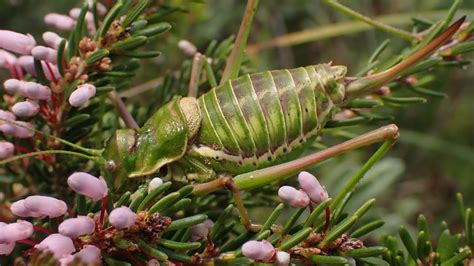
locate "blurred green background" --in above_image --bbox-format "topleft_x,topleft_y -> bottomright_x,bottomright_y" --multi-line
1,0 -> 472,239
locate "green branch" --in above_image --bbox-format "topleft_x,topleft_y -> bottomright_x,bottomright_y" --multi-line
220,0 -> 259,84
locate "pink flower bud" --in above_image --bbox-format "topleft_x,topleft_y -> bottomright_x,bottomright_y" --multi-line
0,222 -> 15,255
0,121 -> 35,138
93,210 -> 106,222
0,30 -> 36,55
60,245 -> 101,266
178,40 -> 197,56
0,49 -> 18,67
43,63 -> 60,81
32,46 -> 57,64
43,32 -> 63,49
10,199 -> 44,218
278,186 -> 310,208
35,233 -> 75,259
0,241 -> 15,255
276,251 -> 290,266
44,14 -> 76,31
109,206 -> 136,229
68,8 -> 82,19
3,79 -> 21,94
242,240 -> 275,262
73,245 -> 101,264
147,177 -> 163,194
0,109 -> 16,123
24,195 -> 67,218
12,101 -> 39,117
87,0 -> 107,15
17,56 -> 60,81
190,219 -> 214,241
20,81 -> 51,100
69,84 -> 96,107
147,259 -> 159,266
0,220 -> 33,244
67,172 -> 107,201
0,141 -> 14,159
69,9 -> 96,35
58,216 -> 95,238
18,55 -> 36,76
298,171 -> 328,204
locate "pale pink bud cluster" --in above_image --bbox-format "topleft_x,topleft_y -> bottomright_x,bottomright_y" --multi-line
12,101 -> 40,117
178,40 -> 197,56
67,172 -> 108,201
278,171 -> 329,208
35,233 -> 75,259
58,216 -> 95,238
0,30 -> 36,55
43,32 -> 63,49
242,240 -> 275,262
32,45 -> 57,64
17,55 -> 60,81
147,177 -> 164,194
298,171 -> 328,204
109,206 -> 136,229
3,79 -> 51,100
0,120 -> 35,138
44,14 -> 76,31
0,141 -> 15,159
60,245 -> 101,265
190,219 -> 214,241
278,186 -> 310,208
69,83 -> 96,107
11,196 -> 67,218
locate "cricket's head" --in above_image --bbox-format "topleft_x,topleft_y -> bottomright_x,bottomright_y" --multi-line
344,16 -> 466,99
102,97 -> 202,190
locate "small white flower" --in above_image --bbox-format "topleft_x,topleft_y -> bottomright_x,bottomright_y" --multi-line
178,40 -> 197,56
147,177 -> 164,194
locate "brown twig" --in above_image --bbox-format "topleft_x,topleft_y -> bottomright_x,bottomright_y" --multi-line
107,91 -> 139,129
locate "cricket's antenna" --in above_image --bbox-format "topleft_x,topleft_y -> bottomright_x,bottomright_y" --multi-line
0,117 -> 103,156
0,150 -> 103,165
345,16 -> 466,98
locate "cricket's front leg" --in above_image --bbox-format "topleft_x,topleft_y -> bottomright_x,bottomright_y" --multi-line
193,174 -> 262,232
193,124 -> 399,232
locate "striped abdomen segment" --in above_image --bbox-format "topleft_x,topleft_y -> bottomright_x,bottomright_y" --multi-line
192,64 -> 343,173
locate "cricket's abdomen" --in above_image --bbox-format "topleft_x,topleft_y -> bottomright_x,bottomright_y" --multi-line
187,64 -> 346,176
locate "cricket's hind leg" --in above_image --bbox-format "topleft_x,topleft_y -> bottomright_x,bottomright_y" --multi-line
192,124 -> 399,232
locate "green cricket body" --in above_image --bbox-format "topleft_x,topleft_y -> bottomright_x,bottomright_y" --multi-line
102,17 -> 464,189
104,64 -> 346,188
183,64 -> 346,181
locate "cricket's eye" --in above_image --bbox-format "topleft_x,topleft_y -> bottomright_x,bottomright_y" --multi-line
106,160 -> 116,172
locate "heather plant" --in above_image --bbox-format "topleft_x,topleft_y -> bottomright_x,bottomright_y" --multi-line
0,0 -> 473,265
